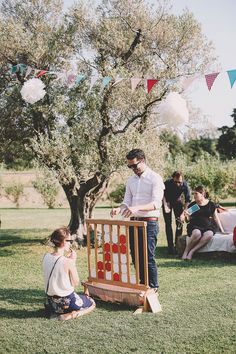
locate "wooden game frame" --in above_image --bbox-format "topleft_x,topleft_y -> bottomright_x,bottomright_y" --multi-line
83,219 -> 162,314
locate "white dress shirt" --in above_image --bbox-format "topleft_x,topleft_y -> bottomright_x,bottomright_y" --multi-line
122,166 -> 165,217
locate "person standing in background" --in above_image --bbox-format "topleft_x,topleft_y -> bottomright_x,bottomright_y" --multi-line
162,171 -> 191,255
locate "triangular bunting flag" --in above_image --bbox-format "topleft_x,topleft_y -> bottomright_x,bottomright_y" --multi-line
102,76 -> 113,88
227,70 -> 236,88
89,73 -> 99,90
182,75 -> 200,91
131,78 -> 142,92
19,64 -> 27,74
205,72 -> 219,91
11,65 -> 18,73
75,74 -> 85,85
25,66 -> 32,78
67,73 -> 76,85
112,76 -> 124,87
36,70 -> 47,78
147,79 -> 158,94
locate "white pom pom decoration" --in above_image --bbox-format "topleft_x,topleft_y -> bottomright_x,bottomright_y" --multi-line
130,275 -> 136,284
104,233 -> 110,243
20,78 -> 46,104
121,264 -> 127,274
112,254 -> 119,264
157,92 -> 189,127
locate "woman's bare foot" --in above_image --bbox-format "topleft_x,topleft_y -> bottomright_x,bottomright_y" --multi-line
186,252 -> 193,260
182,251 -> 188,260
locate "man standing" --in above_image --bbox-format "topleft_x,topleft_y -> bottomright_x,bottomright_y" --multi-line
162,171 -> 190,255
111,149 -> 165,291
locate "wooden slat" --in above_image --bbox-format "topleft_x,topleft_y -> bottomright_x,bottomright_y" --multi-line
134,226 -> 139,285
94,223 -> 98,280
126,225 -> 131,286
86,218 -> 146,227
143,224 -> 148,286
86,222 -> 91,278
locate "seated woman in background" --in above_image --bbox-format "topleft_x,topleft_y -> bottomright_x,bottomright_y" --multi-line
181,186 -> 224,260
42,227 -> 95,320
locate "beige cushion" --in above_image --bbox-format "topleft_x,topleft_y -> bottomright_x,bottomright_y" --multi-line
217,209 -> 236,233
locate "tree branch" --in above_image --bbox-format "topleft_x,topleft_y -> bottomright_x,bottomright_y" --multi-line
112,92 -> 167,135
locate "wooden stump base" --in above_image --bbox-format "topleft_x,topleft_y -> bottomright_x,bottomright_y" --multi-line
83,281 -> 162,314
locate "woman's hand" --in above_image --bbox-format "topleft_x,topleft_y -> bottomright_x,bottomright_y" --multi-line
67,250 -> 77,261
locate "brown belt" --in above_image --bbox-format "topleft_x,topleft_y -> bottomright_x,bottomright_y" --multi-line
130,217 -> 158,221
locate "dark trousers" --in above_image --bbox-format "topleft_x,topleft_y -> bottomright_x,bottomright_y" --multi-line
162,201 -> 183,252
129,221 -> 159,288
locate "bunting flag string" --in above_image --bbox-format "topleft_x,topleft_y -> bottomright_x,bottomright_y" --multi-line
9,63 -> 236,95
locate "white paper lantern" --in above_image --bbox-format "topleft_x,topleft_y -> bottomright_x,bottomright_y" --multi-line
105,271 -> 112,280
121,274 -> 128,283
121,254 -> 127,264
157,92 -> 189,127
20,78 -> 46,104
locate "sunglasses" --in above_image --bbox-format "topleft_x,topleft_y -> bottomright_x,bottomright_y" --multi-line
127,161 -> 141,169
65,239 -> 73,244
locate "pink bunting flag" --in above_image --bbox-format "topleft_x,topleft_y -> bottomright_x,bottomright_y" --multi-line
36,70 -> 47,78
205,73 -> 219,91
131,78 -> 142,92
147,79 -> 158,94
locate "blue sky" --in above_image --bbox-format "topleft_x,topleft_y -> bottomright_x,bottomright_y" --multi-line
64,0 -> 236,127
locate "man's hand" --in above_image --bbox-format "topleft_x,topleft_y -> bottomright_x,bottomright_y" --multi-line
121,206 -> 139,218
110,207 -> 121,218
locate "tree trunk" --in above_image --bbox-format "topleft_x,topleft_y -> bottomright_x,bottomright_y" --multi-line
62,173 -> 109,240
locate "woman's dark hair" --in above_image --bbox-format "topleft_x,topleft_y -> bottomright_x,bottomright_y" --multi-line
194,185 -> 208,198
126,149 -> 145,161
50,227 -> 70,247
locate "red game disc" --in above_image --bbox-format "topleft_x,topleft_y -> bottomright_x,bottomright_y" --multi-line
98,271 -> 104,279
113,273 -> 120,281
104,253 -> 111,261
119,234 -> 126,244
112,244 -> 119,253
120,244 -> 126,254
105,262 -> 111,271
97,261 -> 103,270
104,243 -> 110,252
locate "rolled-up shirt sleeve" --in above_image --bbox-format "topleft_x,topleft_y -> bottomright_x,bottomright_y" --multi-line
122,179 -> 132,207
152,175 -> 165,210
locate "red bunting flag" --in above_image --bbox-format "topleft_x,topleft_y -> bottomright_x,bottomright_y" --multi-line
36,70 -> 47,78
205,73 -> 219,91
147,79 -> 158,93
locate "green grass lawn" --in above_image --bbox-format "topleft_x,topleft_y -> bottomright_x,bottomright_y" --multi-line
0,209 -> 235,354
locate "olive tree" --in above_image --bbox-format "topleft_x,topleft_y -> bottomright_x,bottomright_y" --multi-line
0,0 -> 216,233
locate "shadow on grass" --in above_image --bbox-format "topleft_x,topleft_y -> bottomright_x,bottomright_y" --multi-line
155,246 -> 236,268
0,288 -> 46,319
0,229 -> 45,248
94,298 -> 133,312
0,288 -> 130,319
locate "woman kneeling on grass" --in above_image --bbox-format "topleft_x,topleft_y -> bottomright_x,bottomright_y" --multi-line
42,227 -> 95,320
181,186 -> 224,260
